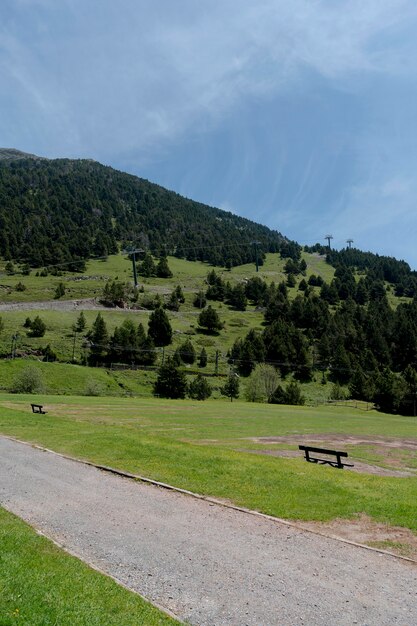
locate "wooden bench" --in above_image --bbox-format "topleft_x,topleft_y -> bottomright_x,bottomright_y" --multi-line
31,403 -> 47,415
299,445 -> 353,469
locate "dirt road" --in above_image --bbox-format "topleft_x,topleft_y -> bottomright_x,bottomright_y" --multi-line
0,436 -> 416,626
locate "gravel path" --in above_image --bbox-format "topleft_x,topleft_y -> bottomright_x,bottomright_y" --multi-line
0,436 -> 416,626
0,298 -> 119,312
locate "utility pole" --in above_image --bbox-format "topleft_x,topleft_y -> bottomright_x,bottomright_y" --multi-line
346,239 -> 353,249
72,330 -> 77,362
132,250 -> 138,288
123,246 -> 142,288
11,334 -> 17,359
251,241 -> 261,272
324,234 -> 333,250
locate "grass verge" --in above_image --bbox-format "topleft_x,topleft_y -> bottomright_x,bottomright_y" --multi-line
0,506 -> 179,626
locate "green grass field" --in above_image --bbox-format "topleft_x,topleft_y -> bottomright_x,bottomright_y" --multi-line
0,506 -> 178,626
1,394 -> 416,532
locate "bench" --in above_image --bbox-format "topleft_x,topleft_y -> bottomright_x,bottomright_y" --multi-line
31,403 -> 47,415
299,445 -> 353,469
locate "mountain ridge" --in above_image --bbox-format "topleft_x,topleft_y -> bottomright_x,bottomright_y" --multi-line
0,150 -> 289,268
0,148 -> 44,161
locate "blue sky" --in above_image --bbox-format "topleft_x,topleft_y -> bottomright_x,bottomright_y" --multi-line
1,0 -> 417,266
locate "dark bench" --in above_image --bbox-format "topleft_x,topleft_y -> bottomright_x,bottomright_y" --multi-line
31,403 -> 47,414
299,445 -> 353,469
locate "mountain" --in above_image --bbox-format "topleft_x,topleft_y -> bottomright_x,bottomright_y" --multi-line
0,148 -> 43,161
0,151 -> 289,268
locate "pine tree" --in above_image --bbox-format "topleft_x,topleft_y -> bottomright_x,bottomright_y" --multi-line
221,373 -> 240,402
189,374 -> 212,400
139,252 -> 156,277
177,339 -> 196,364
156,256 -> 173,278
54,282 -> 66,299
148,307 -> 172,346
88,313 -> 109,361
198,306 -> 222,333
198,347 -> 208,368
74,311 -> 87,333
29,316 -> 46,337
153,358 -> 187,399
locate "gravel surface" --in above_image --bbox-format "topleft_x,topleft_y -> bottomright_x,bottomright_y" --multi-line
0,436 -> 416,626
0,298 -> 117,312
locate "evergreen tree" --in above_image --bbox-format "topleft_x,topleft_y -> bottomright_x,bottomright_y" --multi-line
148,307 -> 173,346
245,276 -> 267,305
198,306 -> 222,333
156,256 -> 173,278
193,290 -> 207,309
174,285 -> 185,303
189,374 -> 212,400
269,381 -> 305,405
88,313 -> 109,361
73,311 -> 87,333
373,368 -> 405,414
198,347 -> 208,368
29,316 -> 46,337
227,284 -> 247,311
5,261 -> 15,275
177,339 -> 196,364
139,252 -> 156,277
153,358 -> 187,399
221,373 -> 240,401
110,319 -> 139,363
54,282 -> 66,299
165,290 -> 180,311
101,280 -> 133,308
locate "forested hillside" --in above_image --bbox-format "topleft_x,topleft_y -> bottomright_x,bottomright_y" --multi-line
0,154 -> 287,268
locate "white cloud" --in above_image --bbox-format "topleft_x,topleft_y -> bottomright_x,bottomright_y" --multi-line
1,0 -> 416,159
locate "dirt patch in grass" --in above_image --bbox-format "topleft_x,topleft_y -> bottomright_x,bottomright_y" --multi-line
239,448 -> 414,476
298,514 -> 417,561
249,434 -> 417,474
252,434 -> 417,450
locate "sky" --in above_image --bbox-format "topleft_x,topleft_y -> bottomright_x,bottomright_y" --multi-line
1,0 -> 417,267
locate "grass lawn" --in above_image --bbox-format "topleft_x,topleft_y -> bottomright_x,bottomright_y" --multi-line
0,395 -> 416,532
0,506 -> 179,626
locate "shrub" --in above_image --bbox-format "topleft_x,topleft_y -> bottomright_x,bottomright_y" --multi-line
5,261 -> 15,275
54,282 -> 66,299
329,382 -> 347,401
15,282 -> 26,292
189,374 -> 212,400
193,291 -> 207,309
245,364 -> 279,403
84,379 -> 103,396
10,366 -> 44,393
42,344 -> 57,362
29,316 -> 46,337
269,381 -> 305,405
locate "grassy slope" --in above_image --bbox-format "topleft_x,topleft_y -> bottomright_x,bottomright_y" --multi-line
0,252 -> 332,379
1,395 -> 416,531
0,507 -> 178,626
